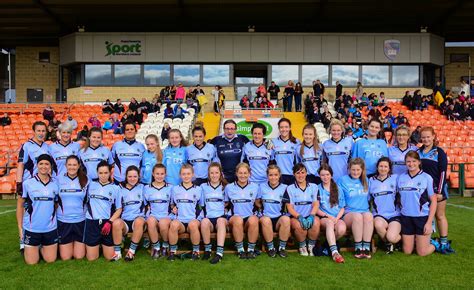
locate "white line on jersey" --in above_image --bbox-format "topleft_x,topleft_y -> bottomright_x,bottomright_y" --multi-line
447,203 -> 474,210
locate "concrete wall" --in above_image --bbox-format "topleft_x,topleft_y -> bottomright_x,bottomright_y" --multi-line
444,47 -> 474,91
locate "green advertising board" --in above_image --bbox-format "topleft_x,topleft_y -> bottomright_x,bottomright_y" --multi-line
236,120 -> 273,138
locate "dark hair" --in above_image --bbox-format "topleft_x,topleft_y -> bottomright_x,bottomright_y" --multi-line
32,121 -> 47,131
367,118 -> 384,139
376,157 -> 393,176
208,162 -> 228,187
96,160 -> 112,182
192,126 -> 207,136
318,164 -> 339,207
292,163 -> 307,174
278,118 -> 297,143
223,119 -> 237,129
300,124 -> 320,157
125,165 -> 140,185
251,122 -> 267,135
85,127 -> 103,151
66,155 -> 88,189
348,158 -> 368,192
405,150 -> 422,170
123,121 -> 137,131
168,129 -> 188,147
151,163 -> 166,183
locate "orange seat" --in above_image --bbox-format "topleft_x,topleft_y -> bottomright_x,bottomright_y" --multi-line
466,177 -> 474,189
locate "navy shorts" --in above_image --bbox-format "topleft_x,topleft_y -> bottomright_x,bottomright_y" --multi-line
58,220 -> 85,245
84,219 -> 113,247
401,215 -> 428,236
124,220 -> 134,233
374,215 -> 401,225
271,217 -> 280,232
434,184 -> 448,201
208,216 -> 226,228
281,174 -> 295,185
23,229 -> 58,247
193,178 -> 208,186
307,174 -> 322,185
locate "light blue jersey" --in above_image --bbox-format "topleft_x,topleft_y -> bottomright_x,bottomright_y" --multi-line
143,183 -> 172,220
119,183 -> 145,221
351,138 -> 388,175
56,174 -> 88,223
186,143 -> 218,179
388,145 -> 419,176
369,175 -> 400,219
200,182 -> 227,218
322,137 -> 353,181
284,183 -> 318,217
79,145 -> 114,180
162,146 -> 188,185
397,171 -> 434,217
22,175 -> 59,233
141,150 -> 158,184
317,183 -> 345,218
224,182 -> 259,218
18,139 -> 49,181
171,183 -> 203,223
86,181 -> 122,220
49,141 -> 81,177
295,144 -> 323,176
111,140 -> 145,182
271,137 -> 300,175
337,175 -> 370,213
242,141 -> 273,184
257,182 -> 288,218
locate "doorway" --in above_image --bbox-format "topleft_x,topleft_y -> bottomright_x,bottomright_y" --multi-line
234,64 -> 267,100
27,88 -> 43,103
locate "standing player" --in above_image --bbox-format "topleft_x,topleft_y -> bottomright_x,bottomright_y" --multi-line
369,157 -> 401,254
398,151 -> 437,256
168,164 -> 203,261
111,166 -> 146,262
16,154 -> 59,264
285,163 -> 320,256
388,125 -> 418,175
418,127 -> 453,253
78,127 -> 114,181
162,129 -> 188,185
316,164 -> 346,263
111,121 -> 145,184
271,118 -> 300,185
141,134 -> 163,185
351,119 -> 388,177
296,124 -> 323,184
338,158 -> 373,259
84,161 -> 122,261
322,119 -> 353,181
186,127 -> 217,185
49,123 -> 81,177
144,164 -> 172,259
225,163 -> 260,259
257,165 -> 290,258
242,123 -> 273,184
211,120 -> 249,183
56,156 -> 89,260
200,162 -> 228,264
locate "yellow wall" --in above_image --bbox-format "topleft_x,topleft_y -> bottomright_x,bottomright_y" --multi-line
444,47 -> 474,91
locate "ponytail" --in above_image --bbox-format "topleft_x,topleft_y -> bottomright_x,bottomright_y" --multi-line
278,118 -> 297,144
66,155 -> 88,189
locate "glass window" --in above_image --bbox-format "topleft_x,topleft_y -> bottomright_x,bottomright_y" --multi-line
392,66 -> 419,86
235,77 -> 265,84
173,65 -> 200,86
203,65 -> 230,85
362,65 -> 389,86
271,65 -> 299,86
302,65 -> 328,86
144,65 -> 170,85
331,65 -> 359,86
85,64 -> 112,85
114,64 -> 141,85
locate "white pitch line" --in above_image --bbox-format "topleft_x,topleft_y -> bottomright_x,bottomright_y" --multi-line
0,209 -> 15,215
447,203 -> 474,210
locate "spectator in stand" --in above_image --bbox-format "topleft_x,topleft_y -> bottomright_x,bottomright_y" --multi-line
470,80 -> 474,98
260,97 -> 274,109
186,95 -> 199,113
102,119 -> 113,131
355,82 -> 364,99
379,92 -> 386,107
173,104 -> 189,119
294,82 -> 304,112
170,85 -> 177,100
161,123 -> 171,141
129,97 -> 139,112
218,87 -> 226,112
460,103 -> 471,120
335,81 -> 343,98
342,91 -> 352,106
412,90 -> 422,110
46,124 -> 58,142
50,115 -> 61,129
109,115 -> 122,134
312,79 -> 325,97
309,102 -> 321,124
42,105 -> 55,122
102,99 -> 114,114
175,83 -> 186,103
460,78 -> 470,97
446,104 -> 460,120
76,125 -> 89,141
212,85 -> 220,115
164,103 -> 174,119
267,81 -> 280,101
88,114 -> 101,128
352,122 -> 365,139
334,95 -> 343,111
139,98 -> 151,114
135,108 -> 144,125
458,91 -> 466,103
0,112 -> 11,126
160,86 -> 171,101
256,83 -> 267,98
283,80 -> 295,112
410,126 -> 422,144
402,91 -> 412,108
63,115 -> 78,131
239,95 -> 250,109
192,84 -> 205,108
360,93 -> 369,107
114,99 -> 125,114
395,112 -> 408,126
151,98 -> 162,113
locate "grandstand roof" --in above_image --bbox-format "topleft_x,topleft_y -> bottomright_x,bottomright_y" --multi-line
1,0 -> 473,47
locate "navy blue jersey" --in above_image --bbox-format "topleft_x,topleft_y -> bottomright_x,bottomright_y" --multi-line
79,146 -> 114,180
271,137 -> 300,175
171,183 -> 203,223
242,141 -> 273,184
317,183 -> 345,218
56,174 -> 88,223
211,134 -> 249,180
284,183 -> 318,217
85,181 -> 122,220
111,140 -> 145,183
119,183 -> 146,221
257,182 -> 288,218
143,183 -> 172,220
388,145 -> 419,176
418,146 -> 448,196
224,182 -> 259,218
18,139 -> 49,181
186,143 -> 218,179
368,175 -> 400,219
337,175 -> 370,213
351,138 -> 389,175
295,144 -> 323,176
397,171 -> 434,217
200,182 -> 227,218
48,141 -> 81,177
321,137 -> 353,181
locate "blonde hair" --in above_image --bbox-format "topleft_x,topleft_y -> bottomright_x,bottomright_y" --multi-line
235,162 -> 251,174
145,134 -> 163,163
180,163 -> 194,174
329,119 -> 345,137
300,124 -> 320,157
349,158 -> 368,192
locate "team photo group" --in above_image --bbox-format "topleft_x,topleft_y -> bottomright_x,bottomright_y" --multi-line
16,116 -> 454,265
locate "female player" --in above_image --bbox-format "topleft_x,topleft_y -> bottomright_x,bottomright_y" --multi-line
225,163 -> 260,259
322,119 -> 353,181
111,166 -> 146,262
162,129 -> 188,185
49,123 -> 81,177
56,155 -> 89,260
351,118 -> 388,177
78,127 -> 114,181
418,127 -> 453,253
285,163 -> 320,256
271,118 -> 300,185
16,154 -> 59,264
186,127 -> 217,185
369,157 -> 401,254
84,161 -> 122,261
257,165 -> 290,258
144,164 -> 172,259
296,124 -> 323,184
168,164 -> 203,261
200,162 -> 228,264
398,151 -> 437,256
388,125 -> 418,175
111,121 -> 145,184
242,123 -> 273,184
316,164 -> 346,263
141,134 -> 163,184
338,158 -> 373,259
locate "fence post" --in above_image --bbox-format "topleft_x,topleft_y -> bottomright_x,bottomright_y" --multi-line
459,163 -> 465,196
